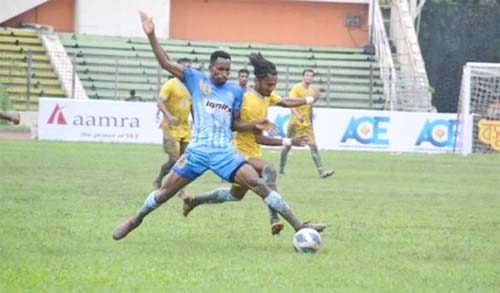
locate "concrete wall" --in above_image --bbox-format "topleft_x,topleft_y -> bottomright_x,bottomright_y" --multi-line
75,0 -> 170,37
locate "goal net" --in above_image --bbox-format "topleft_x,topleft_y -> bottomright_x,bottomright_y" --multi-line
455,63 -> 500,155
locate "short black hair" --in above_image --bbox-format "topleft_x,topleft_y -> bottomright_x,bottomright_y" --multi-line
249,52 -> 277,79
129,89 -> 136,96
210,50 -> 231,64
177,57 -> 191,64
302,68 -> 315,76
238,68 -> 250,75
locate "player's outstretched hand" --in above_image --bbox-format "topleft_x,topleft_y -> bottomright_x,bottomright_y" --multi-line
10,112 -> 20,125
139,11 -> 154,35
291,135 -> 308,147
168,116 -> 180,126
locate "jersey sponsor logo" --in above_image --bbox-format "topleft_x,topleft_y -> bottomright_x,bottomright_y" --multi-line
415,119 -> 457,147
47,104 -> 67,125
341,116 -> 389,145
205,99 -> 232,114
199,81 -> 212,96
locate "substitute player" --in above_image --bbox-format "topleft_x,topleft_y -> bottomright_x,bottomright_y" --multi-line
279,69 -> 334,179
152,58 -> 192,190
182,53 -> 321,235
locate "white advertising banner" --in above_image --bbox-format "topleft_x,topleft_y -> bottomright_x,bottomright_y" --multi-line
38,98 -> 163,144
38,98 -> 459,153
266,107 -> 458,153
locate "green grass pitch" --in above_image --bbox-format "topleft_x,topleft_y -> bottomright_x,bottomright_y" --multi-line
1,140 -> 499,292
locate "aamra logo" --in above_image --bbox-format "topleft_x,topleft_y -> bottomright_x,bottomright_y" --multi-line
47,104 -> 67,125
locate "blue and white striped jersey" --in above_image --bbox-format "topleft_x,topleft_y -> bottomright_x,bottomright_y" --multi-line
182,68 -> 243,151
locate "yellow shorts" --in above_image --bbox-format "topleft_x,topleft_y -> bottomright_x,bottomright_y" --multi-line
162,124 -> 191,154
286,123 -> 316,144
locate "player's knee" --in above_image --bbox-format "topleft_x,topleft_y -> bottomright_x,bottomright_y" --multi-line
169,153 -> 180,163
254,178 -> 270,195
262,164 -> 277,184
229,186 -> 246,200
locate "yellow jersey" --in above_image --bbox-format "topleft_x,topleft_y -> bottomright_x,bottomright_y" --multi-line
233,88 -> 281,159
159,78 -> 192,138
288,83 -> 315,127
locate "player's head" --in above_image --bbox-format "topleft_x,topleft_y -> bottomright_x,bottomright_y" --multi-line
249,52 -> 278,97
177,57 -> 192,68
129,89 -> 136,96
238,68 -> 250,88
209,50 -> 232,85
302,68 -> 315,85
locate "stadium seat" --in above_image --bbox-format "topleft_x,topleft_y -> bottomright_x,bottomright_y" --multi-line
0,27 -> 66,110
59,32 -> 386,109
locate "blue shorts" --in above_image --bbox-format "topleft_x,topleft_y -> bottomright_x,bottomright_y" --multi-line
172,145 -> 246,182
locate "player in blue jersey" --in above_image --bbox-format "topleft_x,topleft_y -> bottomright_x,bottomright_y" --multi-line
112,11 -> 326,240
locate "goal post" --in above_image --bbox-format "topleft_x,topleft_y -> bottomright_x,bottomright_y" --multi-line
455,62 -> 500,156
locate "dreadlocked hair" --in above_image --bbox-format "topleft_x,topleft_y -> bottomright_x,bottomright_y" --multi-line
249,52 -> 277,79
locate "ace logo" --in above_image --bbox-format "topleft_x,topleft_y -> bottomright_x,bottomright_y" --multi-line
415,119 -> 457,147
341,116 -> 390,145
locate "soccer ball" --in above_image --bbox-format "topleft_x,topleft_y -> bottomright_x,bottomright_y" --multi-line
293,228 -> 321,253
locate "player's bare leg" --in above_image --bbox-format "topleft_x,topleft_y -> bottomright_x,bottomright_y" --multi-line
235,164 -> 326,233
279,145 -> 291,175
310,146 -> 334,179
113,172 -> 191,240
152,161 -> 173,189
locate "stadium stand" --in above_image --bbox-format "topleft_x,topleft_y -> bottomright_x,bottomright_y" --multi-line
0,27 -> 66,111
59,33 -> 385,109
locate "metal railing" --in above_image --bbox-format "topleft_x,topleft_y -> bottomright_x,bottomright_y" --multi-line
389,0 -> 433,111
372,0 -> 398,110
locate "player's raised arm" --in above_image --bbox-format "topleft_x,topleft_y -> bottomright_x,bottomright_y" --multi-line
140,11 -> 184,80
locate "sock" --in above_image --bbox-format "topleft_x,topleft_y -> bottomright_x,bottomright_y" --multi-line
267,206 -> 280,224
279,148 -> 289,173
137,191 -> 159,219
155,161 -> 173,183
264,191 -> 302,230
261,165 -> 280,223
191,187 -> 240,208
310,149 -> 324,174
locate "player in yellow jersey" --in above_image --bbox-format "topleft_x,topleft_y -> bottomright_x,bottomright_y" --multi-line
182,53 -> 325,235
279,69 -> 335,179
152,58 -> 193,189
